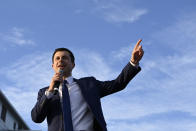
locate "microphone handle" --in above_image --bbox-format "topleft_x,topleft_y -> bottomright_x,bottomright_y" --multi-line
54,81 -> 61,94
54,81 -> 60,89
54,69 -> 63,94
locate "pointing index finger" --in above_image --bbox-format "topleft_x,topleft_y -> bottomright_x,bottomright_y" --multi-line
134,39 -> 142,50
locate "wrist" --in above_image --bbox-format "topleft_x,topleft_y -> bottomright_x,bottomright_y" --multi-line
48,89 -> 54,92
130,59 -> 138,65
130,60 -> 139,67
48,85 -> 54,92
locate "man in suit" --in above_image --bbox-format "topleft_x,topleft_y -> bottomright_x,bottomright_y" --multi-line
31,39 -> 144,131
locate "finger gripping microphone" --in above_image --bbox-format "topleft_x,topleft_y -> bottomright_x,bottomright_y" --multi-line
54,69 -> 64,94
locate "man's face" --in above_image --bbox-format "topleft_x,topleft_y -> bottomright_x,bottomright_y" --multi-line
52,51 -> 75,77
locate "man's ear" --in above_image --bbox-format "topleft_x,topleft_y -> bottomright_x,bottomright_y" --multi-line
72,63 -> 75,69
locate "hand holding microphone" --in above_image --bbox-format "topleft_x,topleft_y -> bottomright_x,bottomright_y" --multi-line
48,69 -> 64,93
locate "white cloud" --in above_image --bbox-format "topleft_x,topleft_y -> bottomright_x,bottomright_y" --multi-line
76,0 -> 148,23
111,45 -> 131,60
151,13 -> 196,54
74,49 -> 117,80
107,119 -> 196,131
1,27 -> 35,46
102,6 -> 147,23
0,52 -> 52,90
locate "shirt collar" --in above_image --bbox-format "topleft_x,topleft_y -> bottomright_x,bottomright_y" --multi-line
65,76 -> 74,84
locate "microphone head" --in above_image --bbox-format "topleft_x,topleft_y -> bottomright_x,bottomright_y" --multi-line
58,69 -> 64,76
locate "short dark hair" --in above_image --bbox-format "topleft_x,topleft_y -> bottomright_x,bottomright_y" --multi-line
52,48 -> 75,63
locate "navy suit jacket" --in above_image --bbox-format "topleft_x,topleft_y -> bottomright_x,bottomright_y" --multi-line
31,62 -> 141,131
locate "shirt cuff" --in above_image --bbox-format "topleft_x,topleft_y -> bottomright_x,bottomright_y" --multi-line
129,61 -> 139,68
45,90 -> 54,99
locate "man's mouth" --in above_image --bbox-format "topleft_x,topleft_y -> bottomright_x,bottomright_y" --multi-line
58,65 -> 65,69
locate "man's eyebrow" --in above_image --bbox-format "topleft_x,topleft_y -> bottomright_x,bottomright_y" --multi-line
55,55 -> 68,57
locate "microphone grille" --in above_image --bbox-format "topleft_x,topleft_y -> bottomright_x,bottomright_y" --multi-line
59,69 -> 64,75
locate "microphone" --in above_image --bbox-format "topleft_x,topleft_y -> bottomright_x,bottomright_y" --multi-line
54,69 -> 64,94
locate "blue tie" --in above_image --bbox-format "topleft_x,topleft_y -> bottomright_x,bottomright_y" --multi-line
62,80 -> 74,131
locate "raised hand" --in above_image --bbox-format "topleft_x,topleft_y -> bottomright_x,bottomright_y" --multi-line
130,39 -> 144,65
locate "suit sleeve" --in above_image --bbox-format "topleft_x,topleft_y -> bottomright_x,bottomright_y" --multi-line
31,88 -> 50,123
97,62 -> 141,98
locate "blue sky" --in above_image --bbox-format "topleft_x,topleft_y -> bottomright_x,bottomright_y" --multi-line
0,0 -> 196,131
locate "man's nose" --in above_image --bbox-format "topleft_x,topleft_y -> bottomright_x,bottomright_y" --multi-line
59,57 -> 63,62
